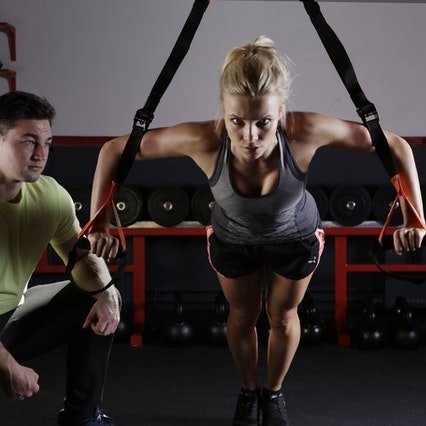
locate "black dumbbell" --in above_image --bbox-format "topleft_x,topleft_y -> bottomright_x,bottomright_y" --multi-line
68,185 -> 91,226
307,185 -> 329,221
329,185 -> 372,226
148,186 -> 189,227
110,186 -> 144,227
191,186 -> 214,226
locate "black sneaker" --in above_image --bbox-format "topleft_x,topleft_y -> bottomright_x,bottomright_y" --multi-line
261,388 -> 289,426
232,387 -> 260,425
57,407 -> 116,425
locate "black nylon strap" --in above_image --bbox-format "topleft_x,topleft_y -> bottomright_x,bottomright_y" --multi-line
67,0 -> 211,295
300,0 -> 397,179
114,0 -> 211,185
369,236 -> 426,285
300,0 -> 426,283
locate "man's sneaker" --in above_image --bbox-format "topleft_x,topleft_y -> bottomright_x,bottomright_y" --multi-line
58,407 -> 116,425
261,388 -> 289,426
232,387 -> 260,425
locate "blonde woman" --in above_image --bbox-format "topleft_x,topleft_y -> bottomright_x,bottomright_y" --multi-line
89,37 -> 425,425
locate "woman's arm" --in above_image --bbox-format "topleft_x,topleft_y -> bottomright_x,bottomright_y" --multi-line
88,120 -> 220,258
289,112 -> 425,251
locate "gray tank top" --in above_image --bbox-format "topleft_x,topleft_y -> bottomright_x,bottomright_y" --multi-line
208,127 -> 320,244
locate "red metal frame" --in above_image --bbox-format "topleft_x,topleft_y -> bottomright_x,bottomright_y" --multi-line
34,226 -> 426,347
0,69 -> 16,91
326,226 -> 426,346
0,22 -> 16,61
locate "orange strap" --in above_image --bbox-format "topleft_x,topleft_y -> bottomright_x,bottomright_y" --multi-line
78,181 -> 127,253
378,174 -> 426,244
65,181 -> 127,296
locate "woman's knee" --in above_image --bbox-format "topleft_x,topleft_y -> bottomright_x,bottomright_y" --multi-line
228,304 -> 262,329
267,307 -> 299,335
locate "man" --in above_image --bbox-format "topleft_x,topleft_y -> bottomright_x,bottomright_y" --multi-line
0,91 -> 121,426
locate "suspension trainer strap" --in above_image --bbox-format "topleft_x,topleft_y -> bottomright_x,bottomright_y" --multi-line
300,0 -> 396,178
300,0 -> 426,281
67,0 -> 211,295
115,0 -> 211,185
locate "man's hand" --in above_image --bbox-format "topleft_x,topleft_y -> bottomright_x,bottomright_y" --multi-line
83,288 -> 121,335
0,354 -> 40,400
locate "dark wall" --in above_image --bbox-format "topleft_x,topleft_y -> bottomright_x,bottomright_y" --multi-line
45,145 -> 426,188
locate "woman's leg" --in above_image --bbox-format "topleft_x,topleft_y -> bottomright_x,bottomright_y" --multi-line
217,269 -> 264,391
264,271 -> 313,391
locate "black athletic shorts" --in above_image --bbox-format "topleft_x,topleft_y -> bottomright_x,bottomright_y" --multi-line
207,227 -> 324,280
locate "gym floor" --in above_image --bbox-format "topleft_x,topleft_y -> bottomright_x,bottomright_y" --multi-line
1,341 -> 426,426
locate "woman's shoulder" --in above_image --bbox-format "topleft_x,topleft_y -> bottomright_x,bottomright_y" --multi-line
285,111 -> 342,139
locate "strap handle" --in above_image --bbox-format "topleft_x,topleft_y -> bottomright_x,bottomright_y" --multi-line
370,174 -> 426,284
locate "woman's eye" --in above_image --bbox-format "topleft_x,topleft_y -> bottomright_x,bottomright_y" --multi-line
258,118 -> 271,127
231,118 -> 242,125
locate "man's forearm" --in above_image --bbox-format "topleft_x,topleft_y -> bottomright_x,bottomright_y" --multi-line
71,252 -> 112,293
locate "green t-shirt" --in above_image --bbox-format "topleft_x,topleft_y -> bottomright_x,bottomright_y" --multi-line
0,175 -> 80,314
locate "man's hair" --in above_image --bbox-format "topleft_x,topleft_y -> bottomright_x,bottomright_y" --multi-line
0,91 -> 56,136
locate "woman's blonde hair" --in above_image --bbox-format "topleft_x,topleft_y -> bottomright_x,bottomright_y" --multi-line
219,36 -> 292,122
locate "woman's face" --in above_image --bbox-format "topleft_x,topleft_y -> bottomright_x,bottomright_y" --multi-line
222,93 -> 283,160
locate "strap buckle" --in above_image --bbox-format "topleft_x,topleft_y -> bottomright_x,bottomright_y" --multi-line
357,103 -> 379,126
133,108 -> 154,131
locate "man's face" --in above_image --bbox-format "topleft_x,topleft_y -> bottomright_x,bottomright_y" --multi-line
0,119 -> 52,184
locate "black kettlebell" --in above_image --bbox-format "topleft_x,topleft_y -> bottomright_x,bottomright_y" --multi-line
206,292 -> 228,347
299,294 -> 325,346
162,292 -> 194,348
390,297 -> 420,350
353,298 -> 385,350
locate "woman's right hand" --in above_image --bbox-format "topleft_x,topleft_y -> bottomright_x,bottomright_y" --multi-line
88,231 -> 120,261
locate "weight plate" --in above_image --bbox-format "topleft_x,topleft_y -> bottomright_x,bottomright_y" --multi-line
191,186 -> 214,225
329,185 -> 372,226
307,185 -> 328,220
110,186 -> 144,227
147,186 -> 190,227
372,183 -> 403,226
68,185 -> 91,226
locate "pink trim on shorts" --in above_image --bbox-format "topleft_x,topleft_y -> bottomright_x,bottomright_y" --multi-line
206,225 -> 222,276
312,228 -> 325,275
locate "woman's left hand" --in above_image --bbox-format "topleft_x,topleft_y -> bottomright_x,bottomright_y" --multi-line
393,226 -> 426,254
